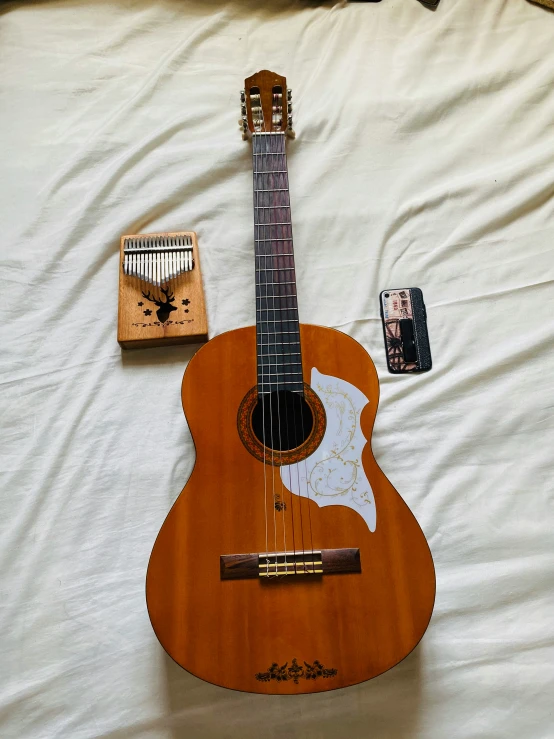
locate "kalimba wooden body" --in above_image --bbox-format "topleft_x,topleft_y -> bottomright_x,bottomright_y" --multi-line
117,231 -> 208,349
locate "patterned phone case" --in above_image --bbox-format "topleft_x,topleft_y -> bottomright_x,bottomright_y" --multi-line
380,288 -> 432,373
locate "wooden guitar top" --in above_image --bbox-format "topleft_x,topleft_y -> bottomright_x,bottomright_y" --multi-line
146,324 -> 435,694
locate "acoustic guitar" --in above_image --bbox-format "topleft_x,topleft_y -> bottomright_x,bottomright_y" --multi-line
146,70 -> 435,694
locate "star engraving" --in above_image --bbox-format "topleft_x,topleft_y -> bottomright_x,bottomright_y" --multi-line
143,309 -> 152,316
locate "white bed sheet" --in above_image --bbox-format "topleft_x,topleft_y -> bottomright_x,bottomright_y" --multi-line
1,0 -> 553,737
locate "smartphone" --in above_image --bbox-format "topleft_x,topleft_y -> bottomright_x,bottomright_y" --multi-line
379,288 -> 432,373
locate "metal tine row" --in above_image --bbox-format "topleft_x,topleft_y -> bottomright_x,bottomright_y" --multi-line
123,235 -> 194,286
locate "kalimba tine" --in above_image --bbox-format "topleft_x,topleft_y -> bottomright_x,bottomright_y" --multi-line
117,231 -> 208,349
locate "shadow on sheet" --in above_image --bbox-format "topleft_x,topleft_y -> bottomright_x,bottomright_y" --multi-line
162,646 -> 423,739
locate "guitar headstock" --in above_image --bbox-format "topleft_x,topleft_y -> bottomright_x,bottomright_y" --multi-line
239,70 -> 294,140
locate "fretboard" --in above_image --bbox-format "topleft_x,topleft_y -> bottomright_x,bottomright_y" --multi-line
253,133 -> 303,396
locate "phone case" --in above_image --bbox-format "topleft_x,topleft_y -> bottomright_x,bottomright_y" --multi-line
380,288 -> 432,373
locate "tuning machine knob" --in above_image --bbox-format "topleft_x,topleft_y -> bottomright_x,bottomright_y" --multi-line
238,116 -> 249,140
240,89 -> 246,103
286,89 -> 294,136
286,114 -> 295,139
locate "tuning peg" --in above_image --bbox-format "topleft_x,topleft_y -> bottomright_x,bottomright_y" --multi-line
241,104 -> 247,116
287,88 -> 292,102
240,90 -> 245,103
286,114 -> 295,139
238,116 -> 249,140
287,103 -> 292,114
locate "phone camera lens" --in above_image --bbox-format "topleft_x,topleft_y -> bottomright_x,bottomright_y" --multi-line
384,293 -> 389,298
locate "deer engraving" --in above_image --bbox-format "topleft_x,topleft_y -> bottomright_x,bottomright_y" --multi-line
142,287 -> 178,323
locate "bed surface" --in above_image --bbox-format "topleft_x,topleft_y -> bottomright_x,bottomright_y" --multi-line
1,1 -> 553,737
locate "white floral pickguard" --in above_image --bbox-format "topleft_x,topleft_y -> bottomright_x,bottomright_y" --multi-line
280,368 -> 376,532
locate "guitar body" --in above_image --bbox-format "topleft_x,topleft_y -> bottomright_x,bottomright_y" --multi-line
146,324 -> 435,694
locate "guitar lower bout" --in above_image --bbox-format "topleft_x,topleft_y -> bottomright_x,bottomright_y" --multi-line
146,324 -> 435,694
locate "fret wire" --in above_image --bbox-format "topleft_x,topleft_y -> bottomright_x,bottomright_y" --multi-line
257,372 -> 303,377
256,306 -> 298,315
258,386 -> 304,390
259,389 -> 304,394
257,280 -> 296,285
261,380 -> 303,393
257,294 -> 298,298
256,268 -> 295,273
258,361 -> 302,365
256,280 -> 297,284
258,391 -> 304,396
258,352 -> 301,357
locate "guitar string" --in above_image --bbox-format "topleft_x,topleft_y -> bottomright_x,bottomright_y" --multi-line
273,127 -> 297,573
263,130 -> 289,575
278,131 -> 315,573
274,130 -> 305,574
264,133 -> 279,575
259,131 -> 295,576
272,131 -> 305,572
272,137 -> 297,574
256,132 -> 279,576
253,134 -> 270,576
259,135 -> 298,569
255,129 -> 314,577
268,129 -> 289,574
273,131 -> 301,573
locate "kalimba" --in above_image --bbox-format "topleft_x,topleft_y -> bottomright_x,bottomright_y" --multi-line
117,231 -> 208,349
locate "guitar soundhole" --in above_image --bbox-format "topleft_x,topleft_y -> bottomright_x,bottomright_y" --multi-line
251,391 -> 314,452
237,384 -> 326,466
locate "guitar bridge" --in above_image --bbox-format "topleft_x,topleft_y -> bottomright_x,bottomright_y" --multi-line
220,548 -> 361,580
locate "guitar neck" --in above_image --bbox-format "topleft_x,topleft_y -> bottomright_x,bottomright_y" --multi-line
253,132 -> 303,396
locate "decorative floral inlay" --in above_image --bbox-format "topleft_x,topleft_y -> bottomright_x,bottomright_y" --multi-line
255,658 -> 337,684
274,493 -> 287,511
280,368 -> 376,533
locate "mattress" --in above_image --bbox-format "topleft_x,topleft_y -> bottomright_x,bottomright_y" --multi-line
1,0 -> 553,737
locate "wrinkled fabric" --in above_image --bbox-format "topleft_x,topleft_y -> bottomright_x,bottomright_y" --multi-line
1,1 -> 553,738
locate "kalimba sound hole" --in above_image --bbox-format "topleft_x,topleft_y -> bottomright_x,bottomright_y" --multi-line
251,390 -> 314,452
